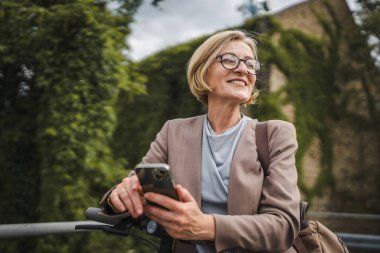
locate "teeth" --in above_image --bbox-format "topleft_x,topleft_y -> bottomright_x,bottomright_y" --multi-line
229,80 -> 246,85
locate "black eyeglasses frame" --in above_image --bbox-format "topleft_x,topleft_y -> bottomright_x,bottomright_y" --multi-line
216,53 -> 261,75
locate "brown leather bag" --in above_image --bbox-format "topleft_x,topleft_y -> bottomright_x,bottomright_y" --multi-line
255,121 -> 349,253
298,218 -> 349,253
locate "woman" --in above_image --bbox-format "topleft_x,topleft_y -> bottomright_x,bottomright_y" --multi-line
101,30 -> 300,252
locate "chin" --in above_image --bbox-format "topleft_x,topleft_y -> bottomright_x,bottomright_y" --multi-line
236,94 -> 251,103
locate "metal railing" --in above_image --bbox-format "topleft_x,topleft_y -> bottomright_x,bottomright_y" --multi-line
1,210 -> 379,251
0,221 -> 101,238
339,233 -> 380,250
308,211 -> 380,220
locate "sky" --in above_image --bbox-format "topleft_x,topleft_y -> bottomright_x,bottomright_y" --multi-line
127,0 -> 358,61
127,0 -> 307,60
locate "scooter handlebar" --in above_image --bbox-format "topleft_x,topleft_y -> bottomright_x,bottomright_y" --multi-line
85,207 -> 131,225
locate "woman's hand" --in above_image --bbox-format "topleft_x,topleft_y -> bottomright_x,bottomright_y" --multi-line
108,175 -> 144,218
144,185 -> 216,241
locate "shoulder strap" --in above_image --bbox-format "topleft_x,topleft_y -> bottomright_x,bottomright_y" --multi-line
256,121 -> 310,253
255,121 -> 270,176
293,237 -> 308,253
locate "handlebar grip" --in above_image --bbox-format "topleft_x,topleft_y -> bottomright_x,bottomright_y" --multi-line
86,207 -> 131,225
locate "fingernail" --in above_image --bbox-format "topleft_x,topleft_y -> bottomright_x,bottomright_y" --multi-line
136,208 -> 142,216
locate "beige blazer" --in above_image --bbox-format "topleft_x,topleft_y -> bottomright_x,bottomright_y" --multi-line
141,115 -> 300,253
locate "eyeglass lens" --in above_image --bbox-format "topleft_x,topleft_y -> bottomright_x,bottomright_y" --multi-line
220,53 -> 260,74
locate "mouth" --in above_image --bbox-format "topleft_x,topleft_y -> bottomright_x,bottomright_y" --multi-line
227,79 -> 247,87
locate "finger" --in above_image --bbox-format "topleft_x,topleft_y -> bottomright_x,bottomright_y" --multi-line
127,176 -> 144,216
109,188 -> 127,213
176,185 -> 196,203
143,193 -> 192,227
119,179 -> 142,218
119,190 -> 136,214
144,192 -> 179,211
144,203 -> 177,227
144,204 -> 194,240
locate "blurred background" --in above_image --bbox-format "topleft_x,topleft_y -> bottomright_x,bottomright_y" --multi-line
0,0 -> 379,252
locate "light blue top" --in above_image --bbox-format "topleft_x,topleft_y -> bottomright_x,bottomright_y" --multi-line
196,115 -> 250,253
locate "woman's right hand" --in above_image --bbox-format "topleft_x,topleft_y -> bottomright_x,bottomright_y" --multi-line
108,175 -> 144,218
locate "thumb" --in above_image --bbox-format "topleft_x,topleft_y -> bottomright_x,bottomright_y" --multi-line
176,184 -> 196,203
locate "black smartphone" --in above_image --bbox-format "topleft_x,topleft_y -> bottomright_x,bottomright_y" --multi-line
134,163 -> 180,205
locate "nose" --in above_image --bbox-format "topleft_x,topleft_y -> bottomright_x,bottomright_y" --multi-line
234,61 -> 248,74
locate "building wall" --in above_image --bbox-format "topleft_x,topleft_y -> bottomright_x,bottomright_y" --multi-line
269,0 -> 380,213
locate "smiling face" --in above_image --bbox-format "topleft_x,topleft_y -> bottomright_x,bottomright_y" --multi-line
205,40 -> 256,107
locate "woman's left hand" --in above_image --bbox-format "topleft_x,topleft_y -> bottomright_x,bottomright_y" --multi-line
144,185 -> 215,241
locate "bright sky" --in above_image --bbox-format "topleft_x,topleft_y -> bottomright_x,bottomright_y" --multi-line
127,0 -> 357,61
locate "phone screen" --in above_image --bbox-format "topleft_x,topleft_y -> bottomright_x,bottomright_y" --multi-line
134,163 -> 179,201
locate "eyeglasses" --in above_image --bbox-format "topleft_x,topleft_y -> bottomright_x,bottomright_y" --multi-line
216,53 -> 261,75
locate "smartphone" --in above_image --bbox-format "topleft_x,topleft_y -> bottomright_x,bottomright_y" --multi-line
134,163 -> 180,205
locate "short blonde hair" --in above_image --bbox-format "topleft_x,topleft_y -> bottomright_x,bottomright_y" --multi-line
186,30 -> 259,105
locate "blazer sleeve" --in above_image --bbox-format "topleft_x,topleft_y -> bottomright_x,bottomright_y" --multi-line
141,120 -> 169,164
213,120 -> 300,252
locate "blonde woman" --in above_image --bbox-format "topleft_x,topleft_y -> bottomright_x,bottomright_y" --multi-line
102,30 -> 300,253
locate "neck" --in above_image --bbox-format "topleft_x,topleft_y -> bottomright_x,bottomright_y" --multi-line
207,104 -> 242,134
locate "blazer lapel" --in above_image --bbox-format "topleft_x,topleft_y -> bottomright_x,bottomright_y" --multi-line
228,119 -> 263,215
176,115 -> 204,206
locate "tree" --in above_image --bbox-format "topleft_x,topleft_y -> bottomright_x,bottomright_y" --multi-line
355,0 -> 380,67
352,0 -> 380,134
0,1 -> 146,252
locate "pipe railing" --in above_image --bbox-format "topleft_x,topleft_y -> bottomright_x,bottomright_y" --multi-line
1,210 -> 379,251
0,221 -> 102,238
308,211 -> 380,220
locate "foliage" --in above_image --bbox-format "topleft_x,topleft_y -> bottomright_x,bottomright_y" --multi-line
355,0 -> 380,67
328,0 -> 380,212
0,0 -> 145,253
350,0 -> 380,132
272,28 -> 335,199
112,39 -> 206,167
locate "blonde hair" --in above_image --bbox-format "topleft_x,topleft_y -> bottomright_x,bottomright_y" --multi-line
186,30 -> 259,105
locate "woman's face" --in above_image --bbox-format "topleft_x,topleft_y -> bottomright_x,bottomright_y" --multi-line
206,40 -> 256,106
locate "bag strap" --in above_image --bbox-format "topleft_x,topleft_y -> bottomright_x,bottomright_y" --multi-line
255,122 -> 270,176
293,237 -> 308,253
300,201 -> 309,230
255,121 -> 309,253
